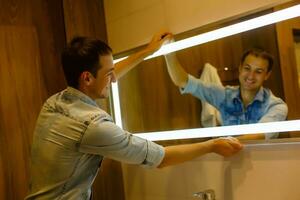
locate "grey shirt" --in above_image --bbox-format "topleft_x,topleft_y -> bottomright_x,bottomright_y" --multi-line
25,87 -> 164,200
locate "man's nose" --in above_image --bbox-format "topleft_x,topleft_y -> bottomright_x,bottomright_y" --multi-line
247,71 -> 255,79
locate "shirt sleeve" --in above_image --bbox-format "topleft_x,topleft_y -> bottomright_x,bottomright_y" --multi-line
79,118 -> 165,168
259,97 -> 288,140
180,74 -> 225,109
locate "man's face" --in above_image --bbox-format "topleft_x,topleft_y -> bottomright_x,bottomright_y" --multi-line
89,54 -> 116,99
238,54 -> 271,92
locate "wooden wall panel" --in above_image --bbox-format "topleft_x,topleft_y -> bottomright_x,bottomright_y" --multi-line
63,0 -> 107,41
119,24 -> 284,133
275,0 -> 300,137
31,0 -> 67,94
62,1 -> 125,199
0,26 -> 48,199
0,0 -> 66,199
275,1 -> 300,120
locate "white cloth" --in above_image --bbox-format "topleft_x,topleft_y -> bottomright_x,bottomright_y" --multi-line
199,63 -> 223,127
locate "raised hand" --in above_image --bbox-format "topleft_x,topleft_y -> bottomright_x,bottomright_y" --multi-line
145,30 -> 173,54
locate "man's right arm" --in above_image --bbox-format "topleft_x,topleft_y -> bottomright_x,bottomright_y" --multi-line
158,137 -> 243,168
164,53 -> 189,88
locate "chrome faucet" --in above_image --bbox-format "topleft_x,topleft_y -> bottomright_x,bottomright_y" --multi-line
193,189 -> 216,200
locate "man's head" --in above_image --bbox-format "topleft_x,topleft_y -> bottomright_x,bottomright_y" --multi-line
61,37 -> 116,99
238,48 -> 273,92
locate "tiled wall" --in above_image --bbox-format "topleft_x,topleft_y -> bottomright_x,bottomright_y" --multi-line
122,141 -> 300,200
103,0 -> 292,53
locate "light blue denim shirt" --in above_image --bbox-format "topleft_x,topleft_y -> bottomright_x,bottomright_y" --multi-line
181,75 -> 288,139
25,87 -> 164,200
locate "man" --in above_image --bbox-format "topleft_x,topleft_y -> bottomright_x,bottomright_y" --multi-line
25,32 -> 242,199
164,45 -> 288,140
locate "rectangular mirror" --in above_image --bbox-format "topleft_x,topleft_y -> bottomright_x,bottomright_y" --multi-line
108,1 -> 300,141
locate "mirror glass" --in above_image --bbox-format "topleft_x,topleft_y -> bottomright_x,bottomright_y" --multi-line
114,3 -> 300,141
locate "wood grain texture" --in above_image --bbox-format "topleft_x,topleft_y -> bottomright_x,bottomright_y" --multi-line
0,0 -> 66,199
0,26 -> 47,200
63,0 -> 107,42
275,0 -> 300,137
275,1 -> 300,120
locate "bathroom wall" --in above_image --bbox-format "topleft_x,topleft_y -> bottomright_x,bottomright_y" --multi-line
0,0 -> 125,199
122,141 -> 300,200
0,1 -> 66,199
103,0 -> 292,53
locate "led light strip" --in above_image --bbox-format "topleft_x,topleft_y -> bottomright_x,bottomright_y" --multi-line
113,4 -> 300,63
111,4 -> 300,140
111,82 -> 123,128
132,120 -> 300,141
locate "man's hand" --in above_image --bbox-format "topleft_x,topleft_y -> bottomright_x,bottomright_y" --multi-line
145,30 -> 172,54
114,30 -> 172,79
209,137 -> 243,157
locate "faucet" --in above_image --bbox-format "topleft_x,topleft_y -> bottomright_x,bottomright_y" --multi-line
193,189 -> 216,200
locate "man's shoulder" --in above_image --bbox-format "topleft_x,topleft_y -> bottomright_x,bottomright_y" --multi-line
262,87 -> 286,105
43,89 -> 113,124
69,103 -> 113,125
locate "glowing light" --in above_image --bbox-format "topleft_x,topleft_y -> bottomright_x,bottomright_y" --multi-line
133,120 -> 300,141
111,82 -> 123,129
111,4 -> 300,141
113,4 -> 300,63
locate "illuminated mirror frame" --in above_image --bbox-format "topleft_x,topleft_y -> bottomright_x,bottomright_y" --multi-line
111,4 -> 300,141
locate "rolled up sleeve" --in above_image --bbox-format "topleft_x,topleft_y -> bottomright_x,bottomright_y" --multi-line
259,97 -> 288,140
259,101 -> 288,123
180,75 -> 225,108
79,118 -> 164,168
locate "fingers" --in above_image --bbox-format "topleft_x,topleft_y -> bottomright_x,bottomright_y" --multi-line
212,137 -> 243,157
152,30 -> 173,43
223,136 -> 243,150
160,32 -> 173,41
146,31 -> 173,53
161,33 -> 174,44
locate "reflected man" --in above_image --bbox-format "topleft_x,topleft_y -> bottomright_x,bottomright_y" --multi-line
164,43 -> 288,140
25,32 -> 242,199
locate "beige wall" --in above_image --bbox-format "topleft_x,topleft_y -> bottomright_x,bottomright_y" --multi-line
104,0 -> 292,53
122,141 -> 300,200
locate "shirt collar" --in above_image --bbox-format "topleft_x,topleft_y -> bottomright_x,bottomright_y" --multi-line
232,86 -> 264,103
64,87 -> 98,107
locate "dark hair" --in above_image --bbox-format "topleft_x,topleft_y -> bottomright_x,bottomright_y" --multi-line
61,36 -> 112,88
240,48 -> 274,72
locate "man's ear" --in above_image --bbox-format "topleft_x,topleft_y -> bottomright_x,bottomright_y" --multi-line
80,71 -> 93,86
265,70 -> 272,81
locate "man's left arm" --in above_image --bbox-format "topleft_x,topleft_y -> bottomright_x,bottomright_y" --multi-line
114,31 -> 171,79
259,100 -> 288,123
256,100 -> 288,140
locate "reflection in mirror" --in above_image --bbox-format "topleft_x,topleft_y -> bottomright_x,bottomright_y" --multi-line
294,29 -> 300,87
113,2 -> 300,142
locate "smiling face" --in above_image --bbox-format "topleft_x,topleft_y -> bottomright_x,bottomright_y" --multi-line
238,54 -> 271,93
80,54 -> 116,100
